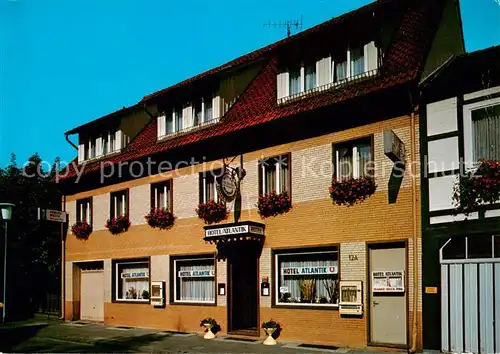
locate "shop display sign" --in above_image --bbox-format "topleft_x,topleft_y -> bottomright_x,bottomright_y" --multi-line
279,286 -> 289,294
121,270 -> 149,279
281,265 -> 338,275
372,270 -> 404,292
178,269 -> 215,278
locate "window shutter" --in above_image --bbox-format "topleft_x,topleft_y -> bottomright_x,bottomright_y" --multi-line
364,41 -> 378,72
78,143 -> 85,163
183,104 -> 192,128
212,95 -> 220,119
96,137 -> 103,157
277,72 -> 286,99
157,114 -> 165,138
316,56 -> 332,87
115,130 -> 123,151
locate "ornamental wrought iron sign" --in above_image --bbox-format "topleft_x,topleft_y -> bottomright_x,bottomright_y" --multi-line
216,164 -> 245,203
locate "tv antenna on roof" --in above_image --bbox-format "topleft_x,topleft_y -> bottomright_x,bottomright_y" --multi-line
263,15 -> 303,37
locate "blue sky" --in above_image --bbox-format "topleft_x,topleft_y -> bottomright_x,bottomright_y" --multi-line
1,0 -> 499,168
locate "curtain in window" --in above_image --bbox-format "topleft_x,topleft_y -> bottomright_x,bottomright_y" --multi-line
177,261 -> 215,302
204,99 -> 213,122
335,61 -> 347,82
350,47 -> 364,76
120,266 -> 149,300
102,135 -> 109,155
279,157 -> 289,193
204,177 -> 216,202
472,104 -> 500,161
264,160 -> 276,194
289,69 -> 301,95
357,143 -> 372,177
278,253 -> 338,304
175,109 -> 183,131
194,103 -> 202,126
115,195 -> 125,217
337,147 -> 353,180
155,185 -> 169,209
305,64 -> 316,91
166,116 -> 174,134
110,134 -> 116,152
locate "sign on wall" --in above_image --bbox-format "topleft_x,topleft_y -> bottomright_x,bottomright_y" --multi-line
37,208 -> 67,223
383,130 -> 405,164
205,224 -> 264,238
121,270 -> 149,279
178,269 -> 215,278
372,270 -> 405,292
281,265 -> 338,276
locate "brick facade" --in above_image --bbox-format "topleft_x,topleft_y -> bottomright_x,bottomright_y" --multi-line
64,115 -> 422,349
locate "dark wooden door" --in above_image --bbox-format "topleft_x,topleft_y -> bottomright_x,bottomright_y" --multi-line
229,255 -> 258,332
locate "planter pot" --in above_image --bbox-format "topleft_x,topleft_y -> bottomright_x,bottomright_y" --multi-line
203,324 -> 215,339
263,327 -> 277,345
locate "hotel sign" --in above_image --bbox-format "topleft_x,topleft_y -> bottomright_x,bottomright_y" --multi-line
205,224 -> 265,238
121,271 -> 149,279
178,270 -> 215,278
282,265 -> 338,275
383,130 -> 405,164
372,270 -> 404,292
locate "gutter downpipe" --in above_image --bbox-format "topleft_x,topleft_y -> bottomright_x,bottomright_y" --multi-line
60,194 -> 66,321
65,134 -> 78,150
409,93 -> 419,353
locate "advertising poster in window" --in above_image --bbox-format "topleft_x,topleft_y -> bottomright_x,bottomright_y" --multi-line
372,270 -> 404,292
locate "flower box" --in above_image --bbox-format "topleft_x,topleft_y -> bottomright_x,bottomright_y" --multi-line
105,215 -> 131,234
452,159 -> 500,215
145,208 -> 175,230
196,200 -> 228,224
71,221 -> 92,240
329,176 -> 377,206
257,191 -> 292,218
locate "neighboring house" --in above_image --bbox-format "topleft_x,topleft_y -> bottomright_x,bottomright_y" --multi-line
58,0 -> 463,349
420,45 -> 500,354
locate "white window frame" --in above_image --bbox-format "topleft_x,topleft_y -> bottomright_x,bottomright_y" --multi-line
77,198 -> 91,224
201,170 -> 221,203
463,96 -> 500,170
111,190 -> 127,219
274,248 -> 340,308
334,138 -> 372,180
151,181 -> 172,210
260,154 -> 290,195
115,260 -> 150,302
173,257 -> 216,304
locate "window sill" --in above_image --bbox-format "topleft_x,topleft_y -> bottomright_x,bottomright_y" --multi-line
277,69 -> 379,106
170,301 -> 217,307
158,117 -> 220,142
113,299 -> 150,304
272,303 -> 339,311
79,150 -> 122,165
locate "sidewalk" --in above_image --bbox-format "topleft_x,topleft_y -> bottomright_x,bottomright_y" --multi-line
0,318 -> 403,353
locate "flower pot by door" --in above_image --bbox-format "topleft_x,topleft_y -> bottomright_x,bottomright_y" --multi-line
203,324 -> 215,339
263,328 -> 277,345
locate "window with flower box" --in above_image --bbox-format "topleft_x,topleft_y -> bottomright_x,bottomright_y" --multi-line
110,189 -> 129,219
151,180 -> 173,210
199,169 -> 223,203
258,154 -> 291,196
114,258 -> 150,302
274,247 -> 339,307
76,197 -> 92,225
171,255 -> 216,304
333,137 -> 373,181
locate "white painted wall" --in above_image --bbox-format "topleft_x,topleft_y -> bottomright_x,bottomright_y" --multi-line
426,97 -> 458,136
427,137 -> 459,173
428,174 -> 456,211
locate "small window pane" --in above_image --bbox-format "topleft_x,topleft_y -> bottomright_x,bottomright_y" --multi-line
350,47 -> 364,76
175,108 -> 183,131
337,148 -> 353,180
442,237 -> 466,260
472,104 -> 500,161
289,68 -> 301,95
117,261 -> 150,301
279,156 -> 289,193
277,249 -> 339,305
357,143 -> 372,177
263,158 -> 277,194
334,51 -> 347,82
204,98 -> 213,122
194,101 -> 202,126
166,115 -> 174,134
467,235 -> 493,259
102,135 -> 108,155
175,258 -> 215,303
305,64 -> 316,91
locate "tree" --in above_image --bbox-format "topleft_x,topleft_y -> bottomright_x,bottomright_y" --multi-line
0,153 -> 62,320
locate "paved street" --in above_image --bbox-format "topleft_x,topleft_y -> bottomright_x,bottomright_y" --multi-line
0,317 -> 401,353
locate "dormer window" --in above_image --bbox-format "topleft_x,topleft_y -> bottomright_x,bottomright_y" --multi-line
334,51 -> 347,82
78,129 -> 122,163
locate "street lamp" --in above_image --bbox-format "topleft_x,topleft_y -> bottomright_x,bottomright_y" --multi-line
0,203 -> 14,324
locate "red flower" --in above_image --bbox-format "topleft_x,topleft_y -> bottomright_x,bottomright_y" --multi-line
196,200 -> 228,224
256,191 -> 292,219
71,221 -> 92,240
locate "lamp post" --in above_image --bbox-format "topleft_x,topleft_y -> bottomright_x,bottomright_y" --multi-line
0,203 -> 14,324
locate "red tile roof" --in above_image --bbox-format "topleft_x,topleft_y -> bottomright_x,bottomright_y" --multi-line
60,0 -> 443,181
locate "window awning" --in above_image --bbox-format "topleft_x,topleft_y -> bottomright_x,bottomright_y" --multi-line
203,221 -> 265,245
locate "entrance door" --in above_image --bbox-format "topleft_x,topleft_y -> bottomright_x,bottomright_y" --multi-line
369,244 -> 407,346
229,254 -> 258,333
80,270 -> 104,322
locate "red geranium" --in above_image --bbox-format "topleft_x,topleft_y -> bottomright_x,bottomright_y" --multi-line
71,221 -> 92,240
145,208 -> 175,230
257,191 -> 292,218
105,215 -> 131,234
196,200 -> 228,224
329,176 -> 377,206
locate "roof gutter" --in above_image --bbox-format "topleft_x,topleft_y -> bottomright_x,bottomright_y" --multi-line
65,133 -> 78,150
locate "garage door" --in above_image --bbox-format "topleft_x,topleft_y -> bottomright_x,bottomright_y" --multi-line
440,235 -> 500,354
81,270 -> 104,322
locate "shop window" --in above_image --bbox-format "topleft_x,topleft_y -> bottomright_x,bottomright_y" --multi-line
151,180 -> 172,210
114,259 -> 150,302
199,169 -> 223,203
110,189 -> 128,219
275,247 -> 339,307
259,154 -> 290,195
76,197 -> 92,224
172,256 -> 215,304
333,138 -> 372,180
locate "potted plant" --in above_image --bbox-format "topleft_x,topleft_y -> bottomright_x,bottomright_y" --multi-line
329,176 -> 377,206
299,279 -> 316,303
196,200 -> 228,224
257,191 -> 292,218
452,159 -> 500,215
71,221 -> 92,240
144,208 -> 175,230
105,215 -> 131,234
262,319 -> 281,345
142,290 -> 150,300
199,317 -> 217,339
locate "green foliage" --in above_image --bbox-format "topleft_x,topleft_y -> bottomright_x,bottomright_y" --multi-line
0,153 -> 62,320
